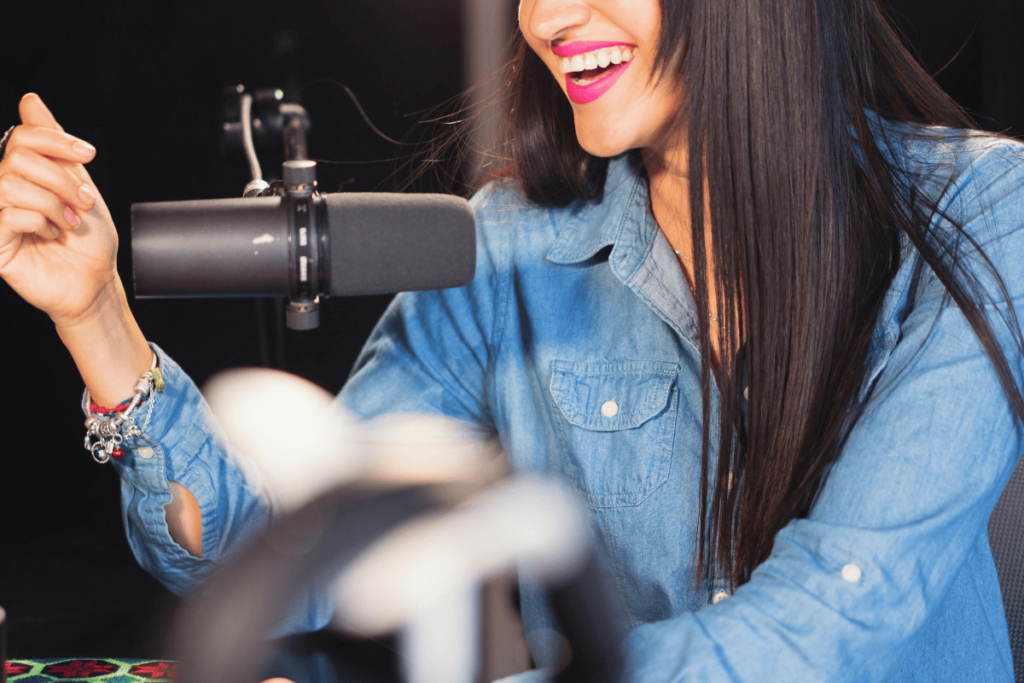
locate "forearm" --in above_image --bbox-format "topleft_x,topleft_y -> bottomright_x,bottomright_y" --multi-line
167,481 -> 204,557
55,278 -> 152,407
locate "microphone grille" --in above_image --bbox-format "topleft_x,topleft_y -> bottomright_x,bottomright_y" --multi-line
325,193 -> 476,297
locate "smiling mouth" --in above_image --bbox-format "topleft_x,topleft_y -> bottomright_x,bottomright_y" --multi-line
559,46 -> 635,85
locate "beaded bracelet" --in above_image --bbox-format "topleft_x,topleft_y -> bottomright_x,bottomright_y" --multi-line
84,354 -> 165,464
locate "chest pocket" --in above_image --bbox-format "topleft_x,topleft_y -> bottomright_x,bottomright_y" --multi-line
549,360 -> 679,508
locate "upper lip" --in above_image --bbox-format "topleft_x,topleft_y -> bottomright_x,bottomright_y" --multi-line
551,40 -> 635,58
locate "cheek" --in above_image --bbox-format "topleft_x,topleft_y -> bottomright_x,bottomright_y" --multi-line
619,0 -> 662,42
626,76 -> 683,135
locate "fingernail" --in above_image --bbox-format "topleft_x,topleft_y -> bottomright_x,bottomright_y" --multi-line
72,141 -> 96,157
64,205 -> 80,228
78,184 -> 96,204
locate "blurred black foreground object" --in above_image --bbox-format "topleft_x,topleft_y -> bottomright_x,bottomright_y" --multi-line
166,480 -> 626,683
256,630 -> 399,683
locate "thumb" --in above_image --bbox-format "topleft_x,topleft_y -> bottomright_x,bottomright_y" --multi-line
19,93 -> 64,132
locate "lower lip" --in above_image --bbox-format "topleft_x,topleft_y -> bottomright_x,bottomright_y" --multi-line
565,60 -> 632,105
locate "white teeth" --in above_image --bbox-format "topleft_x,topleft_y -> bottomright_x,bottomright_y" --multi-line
561,46 -> 635,77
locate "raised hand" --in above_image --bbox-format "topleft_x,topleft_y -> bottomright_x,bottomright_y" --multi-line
0,93 -> 152,408
0,93 -> 119,326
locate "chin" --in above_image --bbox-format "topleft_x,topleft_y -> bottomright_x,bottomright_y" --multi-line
572,113 -> 645,158
574,129 -> 631,158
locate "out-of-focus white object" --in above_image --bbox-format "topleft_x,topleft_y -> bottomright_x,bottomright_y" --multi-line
204,368 -> 360,513
332,477 -> 591,683
400,585 -> 480,683
203,368 -> 584,683
360,412 -> 506,485
203,368 -> 504,513
333,477 -> 591,636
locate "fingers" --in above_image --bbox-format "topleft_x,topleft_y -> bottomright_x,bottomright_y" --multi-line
0,94 -> 100,234
0,206 -> 62,241
19,93 -> 64,132
3,146 -> 95,213
0,173 -> 81,231
10,94 -> 95,184
0,94 -> 98,228
7,125 -> 95,164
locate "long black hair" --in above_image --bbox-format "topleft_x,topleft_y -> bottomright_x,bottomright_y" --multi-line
499,0 -> 1024,587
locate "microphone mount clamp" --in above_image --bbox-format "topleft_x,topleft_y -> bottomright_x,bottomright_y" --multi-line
225,85 -> 322,330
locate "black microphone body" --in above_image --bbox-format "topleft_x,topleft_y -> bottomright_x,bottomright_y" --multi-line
132,192 -> 476,300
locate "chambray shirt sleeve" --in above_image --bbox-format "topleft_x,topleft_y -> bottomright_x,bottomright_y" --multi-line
98,346 -> 272,591
101,346 -> 338,633
619,140 -> 1024,681
337,182 -> 509,426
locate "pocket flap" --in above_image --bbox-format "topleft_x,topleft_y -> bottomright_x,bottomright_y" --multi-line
550,360 -> 678,431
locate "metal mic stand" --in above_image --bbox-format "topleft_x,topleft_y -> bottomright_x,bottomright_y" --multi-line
228,86 -> 322,333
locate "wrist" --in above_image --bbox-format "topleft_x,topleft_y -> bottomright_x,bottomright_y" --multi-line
54,278 -> 152,407
50,275 -> 124,332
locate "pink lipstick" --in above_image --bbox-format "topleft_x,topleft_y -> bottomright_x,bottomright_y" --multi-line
552,40 -> 629,57
556,42 -> 636,105
565,63 -> 631,105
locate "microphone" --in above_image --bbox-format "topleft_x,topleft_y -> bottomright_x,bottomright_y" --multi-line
131,160 -> 476,329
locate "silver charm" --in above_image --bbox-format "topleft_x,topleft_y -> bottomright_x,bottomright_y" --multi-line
98,418 -> 121,438
135,373 -> 153,396
85,416 -> 101,435
90,440 -> 110,464
83,352 -> 164,464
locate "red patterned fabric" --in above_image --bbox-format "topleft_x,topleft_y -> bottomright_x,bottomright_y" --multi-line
4,661 -> 31,676
42,661 -> 118,678
129,662 -> 178,680
5,658 -> 177,682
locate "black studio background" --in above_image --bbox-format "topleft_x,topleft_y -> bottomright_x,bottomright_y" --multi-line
0,0 -> 466,663
0,0 -> 1021,667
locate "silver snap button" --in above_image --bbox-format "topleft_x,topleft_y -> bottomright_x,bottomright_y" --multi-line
601,400 -> 619,418
712,590 -> 730,604
840,563 -> 862,583
137,446 -> 154,459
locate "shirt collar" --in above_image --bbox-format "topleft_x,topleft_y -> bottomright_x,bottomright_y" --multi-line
546,111 -> 903,269
545,153 -> 659,275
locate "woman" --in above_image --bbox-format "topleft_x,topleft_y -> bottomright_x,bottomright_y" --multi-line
1,0 -> 1022,679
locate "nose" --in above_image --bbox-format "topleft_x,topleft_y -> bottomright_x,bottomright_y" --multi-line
520,0 -> 592,44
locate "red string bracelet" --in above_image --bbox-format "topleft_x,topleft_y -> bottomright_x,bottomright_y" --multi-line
90,397 -> 134,415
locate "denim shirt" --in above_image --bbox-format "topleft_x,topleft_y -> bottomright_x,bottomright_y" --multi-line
108,125 -> 1024,682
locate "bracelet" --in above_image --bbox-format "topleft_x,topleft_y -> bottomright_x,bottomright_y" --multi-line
83,353 -> 164,464
89,396 -> 133,415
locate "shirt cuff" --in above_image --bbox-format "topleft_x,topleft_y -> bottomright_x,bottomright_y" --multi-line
80,342 -> 273,597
